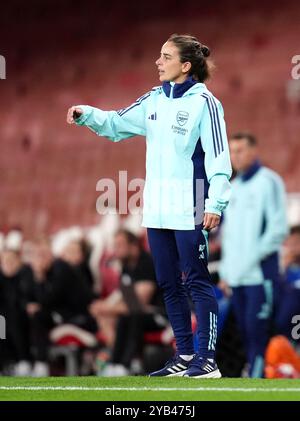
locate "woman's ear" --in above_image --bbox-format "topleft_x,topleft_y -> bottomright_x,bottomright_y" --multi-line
182,61 -> 192,75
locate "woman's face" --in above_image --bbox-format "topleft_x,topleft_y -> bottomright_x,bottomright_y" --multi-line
0,250 -> 21,278
155,41 -> 191,83
62,241 -> 84,266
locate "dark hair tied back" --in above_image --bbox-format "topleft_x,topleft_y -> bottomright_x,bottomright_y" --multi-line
200,45 -> 210,58
168,34 -> 213,82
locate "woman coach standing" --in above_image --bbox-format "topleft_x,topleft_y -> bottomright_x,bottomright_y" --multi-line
67,34 -> 232,378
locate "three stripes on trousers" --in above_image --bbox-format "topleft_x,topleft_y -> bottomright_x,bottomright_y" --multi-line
208,312 -> 217,351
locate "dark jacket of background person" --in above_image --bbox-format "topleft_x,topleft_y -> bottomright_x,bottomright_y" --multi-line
24,258 -> 95,321
0,263 -> 32,366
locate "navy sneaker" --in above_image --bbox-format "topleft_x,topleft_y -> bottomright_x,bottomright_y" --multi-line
184,355 -> 221,378
149,354 -> 192,377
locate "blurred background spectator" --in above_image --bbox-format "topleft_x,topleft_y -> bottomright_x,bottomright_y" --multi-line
22,237 -> 97,376
90,229 -> 168,376
0,249 -> 32,375
219,132 -> 288,378
275,226 -> 300,341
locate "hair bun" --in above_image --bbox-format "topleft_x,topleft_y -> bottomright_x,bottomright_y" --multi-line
201,45 -> 210,58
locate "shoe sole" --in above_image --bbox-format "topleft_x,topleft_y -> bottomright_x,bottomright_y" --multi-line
166,370 -> 187,377
184,369 -> 222,379
149,370 -> 187,377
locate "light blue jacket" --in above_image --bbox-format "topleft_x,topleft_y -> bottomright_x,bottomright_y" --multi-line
75,77 -> 232,229
220,161 -> 288,286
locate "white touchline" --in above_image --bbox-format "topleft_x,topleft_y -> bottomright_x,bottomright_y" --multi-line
0,386 -> 300,392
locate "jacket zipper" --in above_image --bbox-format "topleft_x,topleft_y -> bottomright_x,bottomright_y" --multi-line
159,85 -> 174,227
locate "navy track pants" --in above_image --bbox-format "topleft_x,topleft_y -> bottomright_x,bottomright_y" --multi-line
147,227 -> 218,358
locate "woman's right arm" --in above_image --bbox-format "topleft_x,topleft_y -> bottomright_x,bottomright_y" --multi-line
67,91 -> 152,142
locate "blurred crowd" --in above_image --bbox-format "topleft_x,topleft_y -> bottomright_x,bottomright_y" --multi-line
0,219 -> 171,377
1,219 -> 300,378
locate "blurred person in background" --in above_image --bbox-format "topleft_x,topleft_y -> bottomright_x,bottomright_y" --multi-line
24,238 -> 97,376
264,225 -> 300,379
265,226 -> 300,379
276,225 -> 300,341
0,249 -> 32,376
68,34 -> 232,378
61,238 -> 94,289
219,132 -> 288,377
89,229 -> 167,375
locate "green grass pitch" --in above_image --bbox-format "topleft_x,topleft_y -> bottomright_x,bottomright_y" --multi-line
0,376 -> 300,401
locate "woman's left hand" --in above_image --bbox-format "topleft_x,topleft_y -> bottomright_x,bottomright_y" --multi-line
203,213 -> 221,231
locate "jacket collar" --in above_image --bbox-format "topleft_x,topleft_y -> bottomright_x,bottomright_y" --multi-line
240,160 -> 262,182
162,76 -> 198,98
